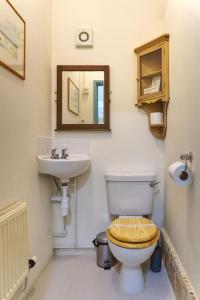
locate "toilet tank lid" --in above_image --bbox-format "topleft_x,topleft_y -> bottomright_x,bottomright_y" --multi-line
105,172 -> 156,182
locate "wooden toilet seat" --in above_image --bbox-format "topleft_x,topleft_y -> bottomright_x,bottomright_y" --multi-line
106,217 -> 160,249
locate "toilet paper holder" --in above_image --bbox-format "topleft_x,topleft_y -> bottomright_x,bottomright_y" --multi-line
179,152 -> 193,163
179,152 -> 193,181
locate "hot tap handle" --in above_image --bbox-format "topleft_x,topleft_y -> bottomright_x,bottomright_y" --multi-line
51,148 -> 59,159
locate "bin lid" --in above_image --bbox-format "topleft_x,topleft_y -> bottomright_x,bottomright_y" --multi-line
97,232 -> 108,244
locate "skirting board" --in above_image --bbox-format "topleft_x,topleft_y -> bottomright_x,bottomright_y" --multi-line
54,247 -> 95,256
161,229 -> 198,300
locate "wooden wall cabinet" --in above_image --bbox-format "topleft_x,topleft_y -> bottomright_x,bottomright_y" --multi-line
134,34 -> 169,139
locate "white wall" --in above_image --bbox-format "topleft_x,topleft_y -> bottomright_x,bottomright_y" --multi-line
52,0 -> 166,247
0,0 -> 53,292
164,0 -> 200,296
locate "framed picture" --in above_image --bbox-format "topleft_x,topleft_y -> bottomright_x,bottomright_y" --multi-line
0,0 -> 25,80
67,78 -> 79,116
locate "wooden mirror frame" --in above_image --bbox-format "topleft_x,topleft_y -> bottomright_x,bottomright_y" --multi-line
56,65 -> 110,131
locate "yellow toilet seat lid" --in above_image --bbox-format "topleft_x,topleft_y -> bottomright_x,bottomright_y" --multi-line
108,217 -> 159,243
106,230 -> 160,249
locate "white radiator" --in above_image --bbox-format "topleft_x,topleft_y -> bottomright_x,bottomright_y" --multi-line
0,202 -> 29,300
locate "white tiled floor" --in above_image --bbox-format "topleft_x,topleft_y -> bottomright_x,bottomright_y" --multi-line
26,250 -> 176,300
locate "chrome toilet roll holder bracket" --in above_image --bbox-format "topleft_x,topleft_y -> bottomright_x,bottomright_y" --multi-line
179,152 -> 193,163
179,152 -> 193,181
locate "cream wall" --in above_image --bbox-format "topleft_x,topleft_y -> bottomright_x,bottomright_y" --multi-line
0,0 -> 53,292
164,0 -> 200,296
52,0 -> 166,247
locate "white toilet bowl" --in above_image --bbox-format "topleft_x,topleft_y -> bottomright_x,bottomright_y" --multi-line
106,217 -> 159,294
108,239 -> 156,294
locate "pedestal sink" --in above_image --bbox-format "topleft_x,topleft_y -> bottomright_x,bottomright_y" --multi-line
38,154 -> 90,216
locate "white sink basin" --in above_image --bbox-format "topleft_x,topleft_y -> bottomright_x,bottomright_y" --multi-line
38,154 -> 90,182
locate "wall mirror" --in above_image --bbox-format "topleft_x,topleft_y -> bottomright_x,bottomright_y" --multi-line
56,65 -> 110,131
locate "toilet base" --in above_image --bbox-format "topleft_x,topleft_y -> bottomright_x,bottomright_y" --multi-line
120,265 -> 144,294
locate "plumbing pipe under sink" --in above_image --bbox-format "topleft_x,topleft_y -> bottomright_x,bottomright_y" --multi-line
51,182 -> 70,217
61,183 -> 69,217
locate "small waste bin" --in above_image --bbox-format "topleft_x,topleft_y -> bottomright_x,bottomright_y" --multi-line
93,232 -> 117,270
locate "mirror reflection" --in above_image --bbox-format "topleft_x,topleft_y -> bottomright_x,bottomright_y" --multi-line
56,65 -> 110,131
62,71 -> 104,125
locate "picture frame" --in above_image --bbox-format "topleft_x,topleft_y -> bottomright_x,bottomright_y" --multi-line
67,78 -> 79,116
0,0 -> 26,80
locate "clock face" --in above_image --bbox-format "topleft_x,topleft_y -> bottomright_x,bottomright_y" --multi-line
79,31 -> 90,42
75,29 -> 93,47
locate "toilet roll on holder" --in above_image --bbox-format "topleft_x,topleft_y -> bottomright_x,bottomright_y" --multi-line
179,152 -> 193,181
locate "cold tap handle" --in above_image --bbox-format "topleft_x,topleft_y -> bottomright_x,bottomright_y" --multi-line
61,148 -> 68,159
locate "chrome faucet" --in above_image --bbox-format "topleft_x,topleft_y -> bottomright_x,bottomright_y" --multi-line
51,148 -> 59,159
61,148 -> 68,159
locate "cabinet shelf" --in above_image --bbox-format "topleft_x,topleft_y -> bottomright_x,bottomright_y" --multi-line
140,70 -> 162,79
140,95 -> 169,101
134,34 -> 169,139
150,124 -> 164,128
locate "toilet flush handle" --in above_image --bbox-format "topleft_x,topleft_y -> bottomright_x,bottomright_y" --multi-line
149,181 -> 160,188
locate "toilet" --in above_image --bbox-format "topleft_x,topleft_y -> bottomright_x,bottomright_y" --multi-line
105,172 -> 160,294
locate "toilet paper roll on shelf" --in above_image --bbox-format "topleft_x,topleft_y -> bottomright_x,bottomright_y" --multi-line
168,162 -> 193,187
150,112 -> 164,127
